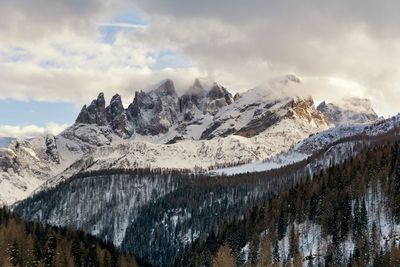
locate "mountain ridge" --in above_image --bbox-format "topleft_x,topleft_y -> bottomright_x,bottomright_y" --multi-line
317,97 -> 379,126
0,76 -> 380,206
14,115 -> 400,266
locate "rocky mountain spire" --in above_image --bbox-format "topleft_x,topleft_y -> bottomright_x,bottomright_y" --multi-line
75,92 -> 107,126
127,79 -> 180,135
204,83 -> 233,115
73,77 -> 379,141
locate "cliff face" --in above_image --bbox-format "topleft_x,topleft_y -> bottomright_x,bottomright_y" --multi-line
75,77 -> 329,140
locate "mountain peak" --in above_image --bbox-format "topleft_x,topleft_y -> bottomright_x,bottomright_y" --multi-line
272,74 -> 301,85
149,79 -> 177,97
111,93 -> 121,100
193,78 -> 203,89
317,97 -> 378,126
76,93 -> 107,125
96,92 -> 106,112
73,77 -> 380,140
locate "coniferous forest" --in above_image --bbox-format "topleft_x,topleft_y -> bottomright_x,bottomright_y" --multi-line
177,142 -> 400,266
0,208 -> 138,267
11,127 -> 400,266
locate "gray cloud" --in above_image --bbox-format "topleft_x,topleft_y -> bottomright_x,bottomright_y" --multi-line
0,0 -> 399,117
126,0 -> 400,116
0,0 -> 126,42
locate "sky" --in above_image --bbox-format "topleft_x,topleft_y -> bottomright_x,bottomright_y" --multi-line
0,0 -> 399,137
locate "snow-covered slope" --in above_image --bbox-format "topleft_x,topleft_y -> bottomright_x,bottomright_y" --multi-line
212,114 -> 400,175
0,76 -> 382,205
0,125 -> 122,205
39,116 -> 322,190
317,97 -> 379,126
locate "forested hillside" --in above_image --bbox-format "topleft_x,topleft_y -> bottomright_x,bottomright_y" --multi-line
178,142 -> 400,266
0,208 -> 138,267
14,126 -> 400,266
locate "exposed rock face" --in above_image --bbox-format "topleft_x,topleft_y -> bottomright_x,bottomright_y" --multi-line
197,75 -> 328,139
179,79 -> 207,121
317,98 -> 379,126
179,79 -> 233,121
74,77 -> 377,141
127,79 -> 180,135
76,92 -> 131,137
233,96 -> 327,138
105,94 -> 131,138
235,111 -> 280,138
75,79 -> 237,138
105,94 -> 124,122
75,92 -> 108,126
204,83 -> 233,115
291,96 -> 327,127
0,148 -> 17,172
45,135 -> 60,163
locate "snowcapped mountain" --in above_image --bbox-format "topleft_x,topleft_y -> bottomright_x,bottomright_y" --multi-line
0,75 -> 380,205
74,75 -> 327,141
0,125 -> 119,205
212,114 -> 400,175
14,114 -> 400,266
75,78 -> 235,139
317,97 -> 379,126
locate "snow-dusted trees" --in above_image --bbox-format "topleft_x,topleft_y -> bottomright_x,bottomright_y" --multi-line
14,129 -> 400,266
0,208 -> 138,267
179,141 -> 400,266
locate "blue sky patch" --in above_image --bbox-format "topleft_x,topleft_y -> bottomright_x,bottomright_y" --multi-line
0,99 -> 77,126
98,8 -> 148,44
155,49 -> 192,70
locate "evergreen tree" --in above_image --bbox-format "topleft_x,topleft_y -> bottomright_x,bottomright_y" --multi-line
71,238 -> 82,266
44,236 -> 57,267
9,240 -> 22,267
272,240 -> 280,265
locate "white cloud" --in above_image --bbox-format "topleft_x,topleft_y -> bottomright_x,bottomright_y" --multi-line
0,123 -> 70,138
98,22 -> 147,29
123,3 -> 400,116
0,29 -> 204,105
0,0 -> 399,117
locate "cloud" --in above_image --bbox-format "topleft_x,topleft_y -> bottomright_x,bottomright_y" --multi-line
0,0 -> 399,117
125,1 -> 400,116
0,0 -> 124,42
98,22 -> 147,29
0,123 -> 70,137
0,29 -> 204,105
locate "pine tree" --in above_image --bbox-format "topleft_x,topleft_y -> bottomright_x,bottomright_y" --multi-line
273,239 -> 280,265
307,252 -> 314,267
212,244 -> 235,267
288,226 -> 299,259
44,236 -> 57,267
71,238 -> 82,266
260,235 -> 272,267
9,240 -> 22,267
84,244 -> 99,267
